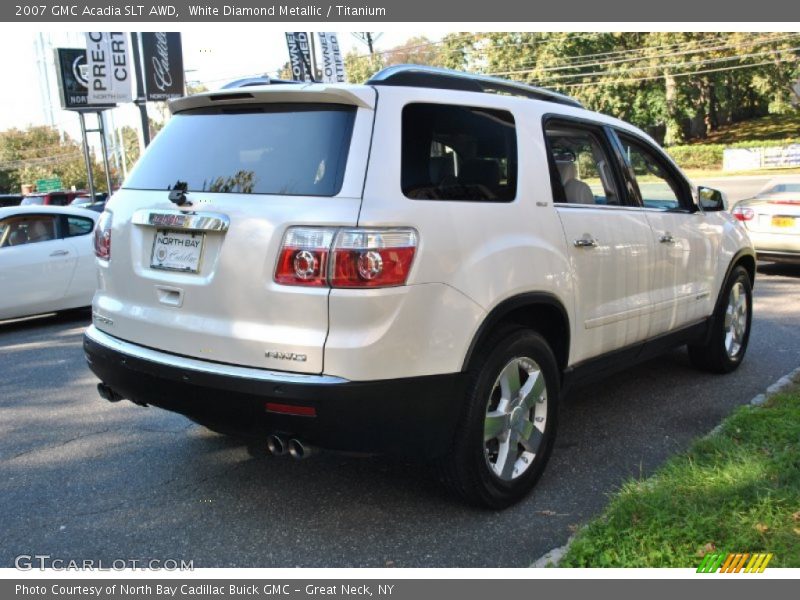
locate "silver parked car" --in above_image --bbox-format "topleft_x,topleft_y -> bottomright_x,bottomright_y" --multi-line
733,179 -> 800,263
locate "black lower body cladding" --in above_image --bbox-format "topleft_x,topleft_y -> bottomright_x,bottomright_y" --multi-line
83,332 -> 466,459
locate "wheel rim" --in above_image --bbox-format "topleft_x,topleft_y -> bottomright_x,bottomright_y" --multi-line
483,356 -> 548,481
724,281 -> 748,358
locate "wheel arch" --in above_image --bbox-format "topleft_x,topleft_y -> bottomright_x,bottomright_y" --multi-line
461,292 -> 571,375
717,248 -> 756,309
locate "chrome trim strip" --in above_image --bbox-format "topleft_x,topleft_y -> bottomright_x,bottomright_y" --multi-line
554,203 -> 695,214
132,209 -> 230,232
85,325 -> 348,385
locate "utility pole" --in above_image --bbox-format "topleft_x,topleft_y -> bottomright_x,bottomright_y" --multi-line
352,32 -> 382,55
130,32 -> 150,151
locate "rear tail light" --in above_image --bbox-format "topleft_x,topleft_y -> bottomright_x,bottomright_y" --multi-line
732,206 -> 754,222
331,229 -> 417,288
94,211 -> 112,259
274,227 -> 336,287
274,227 -> 418,288
768,199 -> 800,205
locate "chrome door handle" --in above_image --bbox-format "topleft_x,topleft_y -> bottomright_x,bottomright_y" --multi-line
573,238 -> 598,248
659,234 -> 676,244
50,250 -> 69,257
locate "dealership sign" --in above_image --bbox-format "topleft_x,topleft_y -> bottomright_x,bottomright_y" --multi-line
317,32 -> 347,83
85,32 -> 133,104
54,48 -> 116,111
285,32 -> 313,81
141,32 -> 185,101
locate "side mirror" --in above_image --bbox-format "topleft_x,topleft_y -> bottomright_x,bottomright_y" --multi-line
698,186 -> 726,211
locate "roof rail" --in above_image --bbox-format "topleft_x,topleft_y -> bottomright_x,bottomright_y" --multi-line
366,65 -> 583,108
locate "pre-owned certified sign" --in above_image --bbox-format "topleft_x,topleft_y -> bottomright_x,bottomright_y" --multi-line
85,32 -> 133,104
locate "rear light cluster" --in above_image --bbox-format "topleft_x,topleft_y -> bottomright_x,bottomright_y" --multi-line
275,226 -> 418,288
94,211 -> 112,259
732,206 -> 755,222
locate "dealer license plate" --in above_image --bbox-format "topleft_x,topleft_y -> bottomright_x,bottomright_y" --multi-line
772,216 -> 795,228
151,230 -> 204,273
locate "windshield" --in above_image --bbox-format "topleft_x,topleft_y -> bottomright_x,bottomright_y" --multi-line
124,103 -> 357,197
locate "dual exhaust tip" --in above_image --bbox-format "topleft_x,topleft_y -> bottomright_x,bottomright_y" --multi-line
97,384 -> 315,460
266,434 -> 315,460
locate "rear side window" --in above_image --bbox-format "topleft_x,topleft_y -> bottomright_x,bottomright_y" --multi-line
402,103 -> 517,202
65,216 -> 95,237
125,103 -> 357,197
0,215 -> 57,247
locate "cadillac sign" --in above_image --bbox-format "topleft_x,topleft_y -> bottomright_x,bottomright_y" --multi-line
141,32 -> 185,101
54,48 -> 116,111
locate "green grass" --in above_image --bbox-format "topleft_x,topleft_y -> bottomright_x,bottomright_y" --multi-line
560,384 -> 800,568
694,113 -> 800,146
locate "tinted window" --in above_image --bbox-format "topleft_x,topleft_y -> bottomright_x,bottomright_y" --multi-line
66,216 -> 95,237
49,193 -> 68,206
402,103 -> 517,202
545,123 -> 621,206
0,215 -> 57,247
618,134 -> 686,210
125,104 -> 357,197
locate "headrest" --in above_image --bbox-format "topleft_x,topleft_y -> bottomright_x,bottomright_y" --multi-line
429,156 -> 455,183
459,158 -> 500,188
556,160 -> 577,184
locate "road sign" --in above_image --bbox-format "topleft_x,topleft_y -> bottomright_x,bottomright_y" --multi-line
36,178 -> 62,192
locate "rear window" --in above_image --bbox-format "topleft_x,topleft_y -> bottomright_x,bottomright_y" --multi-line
21,196 -> 45,205
402,103 -> 517,202
125,103 -> 357,197
764,183 -> 800,194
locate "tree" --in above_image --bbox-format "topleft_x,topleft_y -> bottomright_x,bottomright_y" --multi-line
0,125 -> 110,194
344,51 -> 385,83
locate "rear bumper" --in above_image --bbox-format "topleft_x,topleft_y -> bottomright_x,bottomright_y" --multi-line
83,326 -> 466,458
748,231 -> 800,261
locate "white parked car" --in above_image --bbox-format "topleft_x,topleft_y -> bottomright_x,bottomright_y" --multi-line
84,66 -> 755,507
0,205 -> 98,320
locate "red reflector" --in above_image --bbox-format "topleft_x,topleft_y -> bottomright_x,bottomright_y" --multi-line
264,402 -> 317,417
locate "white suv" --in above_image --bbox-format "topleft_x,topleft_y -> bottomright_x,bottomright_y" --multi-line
84,66 -> 755,507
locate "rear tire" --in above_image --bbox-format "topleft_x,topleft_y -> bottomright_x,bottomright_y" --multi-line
688,265 -> 752,374
439,328 -> 559,508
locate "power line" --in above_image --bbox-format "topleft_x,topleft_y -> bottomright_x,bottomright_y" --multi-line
482,34 -> 797,77
555,57 -> 798,89
493,44 -> 800,82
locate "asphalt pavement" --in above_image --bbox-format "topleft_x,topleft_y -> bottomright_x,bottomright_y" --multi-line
1,264 -> 800,568
693,173 -> 797,206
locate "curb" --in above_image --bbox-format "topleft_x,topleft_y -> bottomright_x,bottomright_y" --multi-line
528,363 -> 800,568
530,536 -> 574,568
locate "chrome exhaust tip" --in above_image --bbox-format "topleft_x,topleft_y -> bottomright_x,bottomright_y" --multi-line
266,434 -> 287,456
287,438 -> 316,460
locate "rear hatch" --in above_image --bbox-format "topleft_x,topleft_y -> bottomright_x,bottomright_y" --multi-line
742,195 -> 800,235
93,85 -> 376,374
